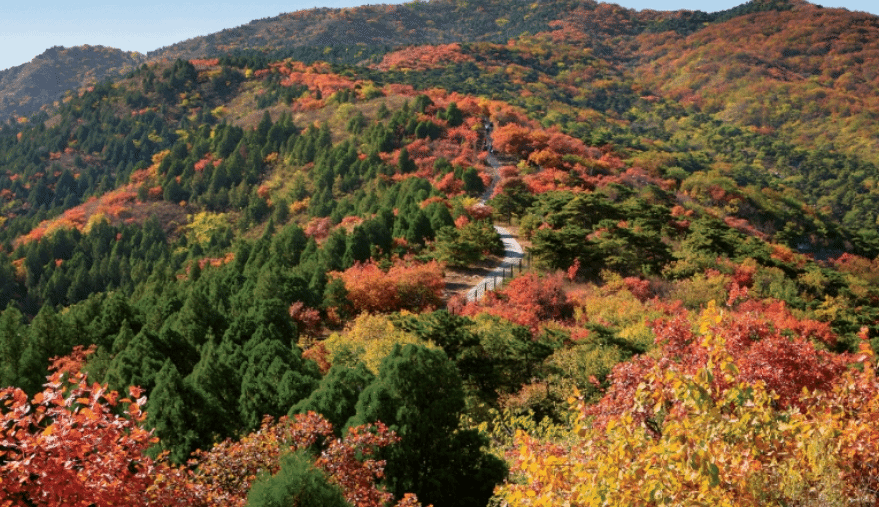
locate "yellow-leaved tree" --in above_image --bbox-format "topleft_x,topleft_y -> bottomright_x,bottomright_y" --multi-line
323,313 -> 437,373
496,301 -> 879,506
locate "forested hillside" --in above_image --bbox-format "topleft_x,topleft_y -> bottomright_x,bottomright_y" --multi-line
4,0 -> 879,505
0,0 -> 798,122
0,45 -> 145,123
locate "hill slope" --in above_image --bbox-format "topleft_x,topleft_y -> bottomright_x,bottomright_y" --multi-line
0,0 -> 800,123
3,1 -> 879,504
0,45 -> 144,122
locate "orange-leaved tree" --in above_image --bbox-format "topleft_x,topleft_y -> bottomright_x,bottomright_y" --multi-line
0,371 -> 161,507
334,259 -> 444,314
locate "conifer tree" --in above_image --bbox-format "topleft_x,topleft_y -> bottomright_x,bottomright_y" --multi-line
398,147 -> 417,174
0,304 -> 24,388
290,361 -> 375,433
406,210 -> 434,246
238,322 -> 319,430
344,226 -> 372,267
111,319 -> 135,354
246,451 -> 349,507
19,304 -> 69,393
147,359 -> 202,463
104,329 -> 165,395
187,336 -> 243,433
347,344 -> 507,507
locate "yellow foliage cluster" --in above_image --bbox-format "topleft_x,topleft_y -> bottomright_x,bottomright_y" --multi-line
323,313 -> 437,373
496,303 -> 879,506
185,212 -> 230,246
83,212 -> 109,234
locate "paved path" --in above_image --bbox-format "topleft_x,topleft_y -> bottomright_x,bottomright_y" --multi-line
464,134 -> 525,302
465,225 -> 524,301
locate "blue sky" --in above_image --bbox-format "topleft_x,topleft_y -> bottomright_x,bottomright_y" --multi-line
2,0 -> 877,71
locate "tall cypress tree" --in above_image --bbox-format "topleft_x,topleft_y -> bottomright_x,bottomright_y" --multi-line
289,361 -> 374,434
343,226 -> 371,267
104,329 -> 165,395
147,359 -> 201,463
0,304 -> 24,388
187,336 -> 242,435
19,304 -> 69,394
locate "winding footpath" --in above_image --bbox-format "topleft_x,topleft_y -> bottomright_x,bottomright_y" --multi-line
465,138 -> 525,302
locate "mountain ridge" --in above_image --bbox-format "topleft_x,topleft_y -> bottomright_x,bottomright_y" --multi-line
0,45 -> 145,122
0,0 -> 820,123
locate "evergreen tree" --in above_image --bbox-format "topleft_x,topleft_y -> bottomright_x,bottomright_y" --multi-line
346,344 -> 507,507
361,218 -> 393,258
111,319 -> 136,354
462,167 -> 485,195
255,110 -> 272,149
290,361 -> 374,434
246,451 -> 349,507
104,329 -> 166,395
88,292 -> 139,350
147,360 -> 201,463
320,229 -> 348,272
406,210 -> 434,246
175,286 -> 225,348
442,102 -> 464,127
187,336 -> 243,434
158,323 -> 199,375
272,223 -> 308,268
238,322 -> 319,430
425,202 -> 455,232
343,226 -> 371,267
0,304 -> 24,388
397,147 -> 417,174
18,304 -> 69,394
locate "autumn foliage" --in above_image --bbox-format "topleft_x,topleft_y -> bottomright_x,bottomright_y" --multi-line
0,372 -> 159,507
156,412 -> 418,507
498,302 -> 879,506
375,43 -> 475,71
458,272 -> 573,332
334,259 -> 444,314
0,368 -> 421,507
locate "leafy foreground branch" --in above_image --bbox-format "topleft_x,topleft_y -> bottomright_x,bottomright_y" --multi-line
0,370 -> 423,507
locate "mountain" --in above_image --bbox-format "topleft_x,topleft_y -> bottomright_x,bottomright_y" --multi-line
0,45 -> 145,122
0,0 -> 797,123
4,1 -> 879,504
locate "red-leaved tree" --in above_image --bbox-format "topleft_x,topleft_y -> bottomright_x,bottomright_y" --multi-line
156,412 -> 421,507
0,372 -> 159,507
334,259 -> 444,314
458,272 -> 573,332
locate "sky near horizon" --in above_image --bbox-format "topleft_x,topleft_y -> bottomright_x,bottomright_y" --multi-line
1,0 -> 877,72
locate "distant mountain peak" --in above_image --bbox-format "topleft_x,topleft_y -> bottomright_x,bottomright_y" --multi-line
0,45 -> 144,122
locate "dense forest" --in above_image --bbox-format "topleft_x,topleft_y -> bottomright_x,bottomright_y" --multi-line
4,0 -> 879,505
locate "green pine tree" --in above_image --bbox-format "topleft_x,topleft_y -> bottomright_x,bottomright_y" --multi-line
238,323 -> 319,430
0,305 -> 25,388
289,361 -> 374,434
245,451 -> 349,507
346,344 -> 507,507
147,359 -> 202,463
